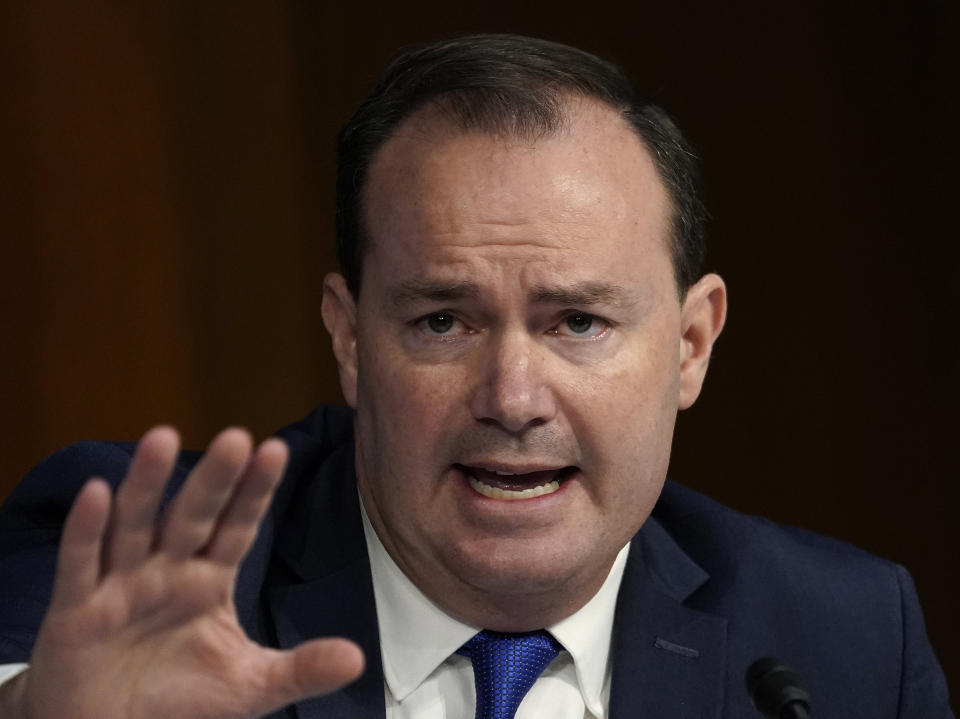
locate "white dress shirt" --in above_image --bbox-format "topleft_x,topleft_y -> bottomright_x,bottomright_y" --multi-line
361,503 -> 630,719
0,663 -> 26,684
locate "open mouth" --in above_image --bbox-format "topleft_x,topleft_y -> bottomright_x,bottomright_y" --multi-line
456,464 -> 577,501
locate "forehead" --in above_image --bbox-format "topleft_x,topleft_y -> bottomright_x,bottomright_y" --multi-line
361,98 -> 674,293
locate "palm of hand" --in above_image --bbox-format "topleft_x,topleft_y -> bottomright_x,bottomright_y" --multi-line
15,428 -> 363,719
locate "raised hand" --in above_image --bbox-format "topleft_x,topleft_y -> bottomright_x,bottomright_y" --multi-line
1,427 -> 364,719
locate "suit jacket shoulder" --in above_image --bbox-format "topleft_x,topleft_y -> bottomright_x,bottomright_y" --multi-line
0,439 -> 187,660
618,480 -> 955,718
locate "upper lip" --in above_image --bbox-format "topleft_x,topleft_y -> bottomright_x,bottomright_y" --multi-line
455,461 -> 576,475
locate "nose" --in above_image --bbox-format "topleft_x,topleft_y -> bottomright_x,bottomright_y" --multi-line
468,330 -> 558,433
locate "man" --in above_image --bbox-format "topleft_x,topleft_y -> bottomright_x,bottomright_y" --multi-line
0,34 -> 952,719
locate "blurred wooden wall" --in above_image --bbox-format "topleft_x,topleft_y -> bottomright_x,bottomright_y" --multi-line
1,0 -> 956,698
0,2 -> 343,465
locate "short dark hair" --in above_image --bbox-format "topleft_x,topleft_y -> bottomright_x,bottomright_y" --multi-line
336,33 -> 708,298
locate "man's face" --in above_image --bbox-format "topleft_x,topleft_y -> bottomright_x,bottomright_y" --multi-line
322,98 -> 725,629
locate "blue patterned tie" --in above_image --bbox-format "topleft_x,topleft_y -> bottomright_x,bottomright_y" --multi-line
457,630 -> 562,719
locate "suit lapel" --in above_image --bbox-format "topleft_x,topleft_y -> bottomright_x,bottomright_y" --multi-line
269,567 -> 384,719
609,518 -> 727,719
265,443 -> 386,719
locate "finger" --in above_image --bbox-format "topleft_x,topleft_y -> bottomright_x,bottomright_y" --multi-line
50,478 -> 112,609
263,638 -> 364,708
204,438 -> 288,566
106,426 -> 180,572
159,428 -> 252,559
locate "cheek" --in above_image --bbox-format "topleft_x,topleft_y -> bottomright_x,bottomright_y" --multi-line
356,338 -> 468,458
574,338 -> 679,423
562,333 -> 680,477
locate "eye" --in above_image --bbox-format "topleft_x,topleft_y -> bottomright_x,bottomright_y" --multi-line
566,313 -> 594,334
417,312 -> 462,336
427,313 -> 454,334
552,312 -> 611,339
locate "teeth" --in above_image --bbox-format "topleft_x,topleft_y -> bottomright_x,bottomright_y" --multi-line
492,470 -> 517,476
468,474 -> 561,500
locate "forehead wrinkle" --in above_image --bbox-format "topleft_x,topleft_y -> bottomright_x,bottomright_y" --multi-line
433,237 -> 575,252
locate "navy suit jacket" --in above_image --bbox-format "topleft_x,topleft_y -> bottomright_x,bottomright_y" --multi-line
0,405 -> 953,718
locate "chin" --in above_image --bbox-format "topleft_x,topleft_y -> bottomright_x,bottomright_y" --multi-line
447,535 -> 597,599
437,547 -> 605,631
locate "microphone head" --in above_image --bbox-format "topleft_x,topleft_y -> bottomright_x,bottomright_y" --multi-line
745,657 -> 811,718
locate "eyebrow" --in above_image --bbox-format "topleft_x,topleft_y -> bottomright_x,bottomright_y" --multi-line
390,280 -> 482,305
530,281 -> 636,307
390,279 -> 635,307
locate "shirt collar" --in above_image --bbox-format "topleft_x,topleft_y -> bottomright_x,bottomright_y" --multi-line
360,499 -> 630,715
548,542 -> 629,717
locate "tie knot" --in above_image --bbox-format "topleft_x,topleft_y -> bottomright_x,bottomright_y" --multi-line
457,630 -> 562,719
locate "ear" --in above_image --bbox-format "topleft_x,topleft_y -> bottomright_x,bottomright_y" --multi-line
678,273 -> 727,410
321,272 -> 359,408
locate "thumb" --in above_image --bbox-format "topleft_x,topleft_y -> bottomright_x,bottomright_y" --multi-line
263,638 -> 365,707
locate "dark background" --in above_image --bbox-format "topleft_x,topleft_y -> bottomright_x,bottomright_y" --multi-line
1,0 -> 956,701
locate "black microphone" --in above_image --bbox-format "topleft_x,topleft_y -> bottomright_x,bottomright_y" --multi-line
745,657 -> 812,719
